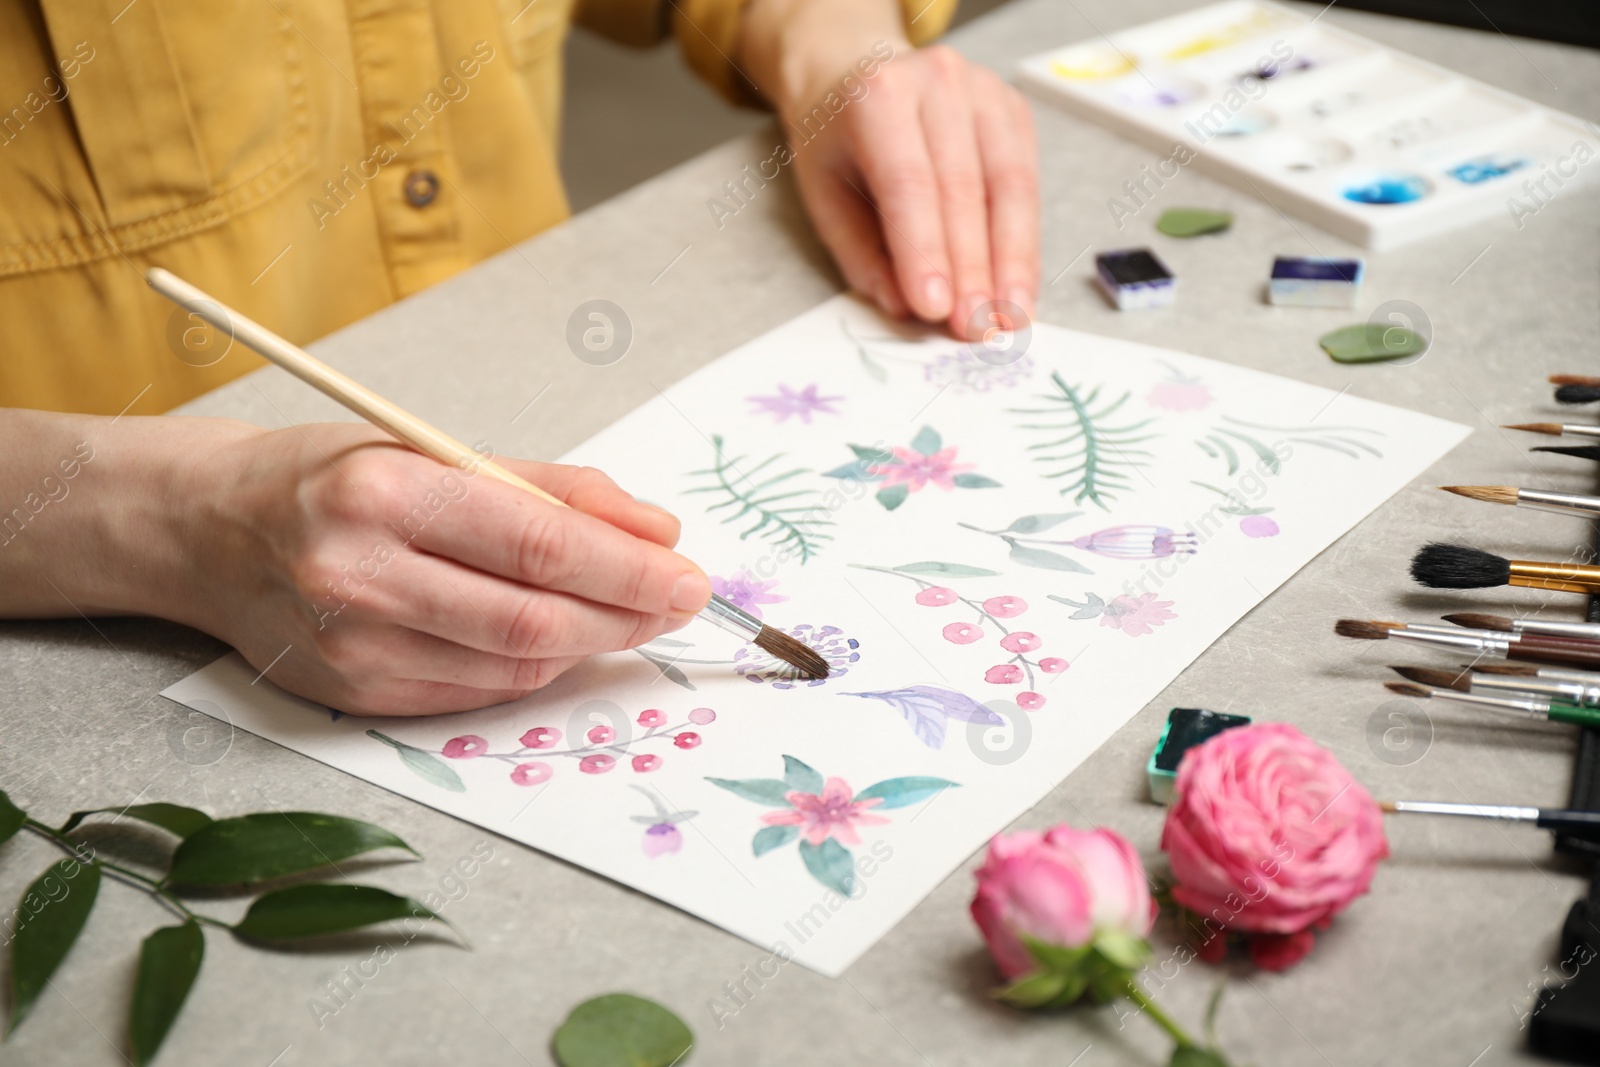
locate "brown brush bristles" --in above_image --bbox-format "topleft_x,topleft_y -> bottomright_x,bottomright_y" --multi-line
1551,375 -> 1600,387
1334,619 -> 1404,640
1441,612 -> 1513,632
754,626 -> 830,679
1385,681 -> 1431,698
1389,665 -> 1471,692
1378,800 -> 1398,813
1469,662 -> 1539,676
1438,485 -> 1519,504
1502,423 -> 1563,436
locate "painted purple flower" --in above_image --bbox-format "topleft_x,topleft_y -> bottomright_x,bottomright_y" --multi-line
1070,525 -> 1199,560
746,383 -> 843,424
923,348 -> 1035,392
709,570 -> 788,619
1240,515 -> 1281,538
643,822 -> 683,858
732,623 -> 860,688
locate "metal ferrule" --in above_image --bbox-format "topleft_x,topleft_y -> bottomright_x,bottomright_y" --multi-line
1509,615 -> 1600,641
1508,560 -> 1600,595
699,594 -> 763,642
1509,664 -> 1600,684
1514,487 -> 1600,518
1471,674 -> 1600,706
1431,688 -> 1550,717
1390,800 -> 1539,822
1558,425 -> 1600,440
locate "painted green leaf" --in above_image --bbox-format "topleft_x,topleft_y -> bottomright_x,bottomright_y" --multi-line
752,825 -> 798,857
552,993 -> 693,1067
0,790 -> 24,847
128,921 -> 204,1067
821,461 -> 879,482
1006,541 -> 1093,573
848,443 -> 894,464
8,858 -> 101,1034
1003,513 -> 1081,534
798,839 -> 855,896
854,777 -> 958,809
1156,207 -> 1233,237
1319,323 -> 1427,363
909,426 -> 942,456
233,884 -> 448,940
166,812 -> 417,887
952,473 -> 1001,488
704,777 -> 793,807
62,803 -> 212,839
781,756 -> 823,795
891,562 -> 1000,578
876,483 -> 910,511
368,730 -> 467,792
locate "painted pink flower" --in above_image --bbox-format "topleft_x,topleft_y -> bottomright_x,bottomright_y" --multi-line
983,595 -> 1027,618
632,754 -> 662,773
689,707 -> 716,725
586,725 -> 615,745
643,822 -> 683,858
761,777 -> 889,847
1240,515 -> 1280,538
520,726 -> 559,749
637,709 -> 666,728
985,664 -> 1023,684
915,586 -> 958,606
709,570 -> 788,620
870,446 -> 974,492
943,621 -> 983,644
1161,723 -> 1389,969
1101,593 -> 1176,636
1016,692 -> 1046,710
674,732 -> 702,749
442,735 -> 488,759
1145,376 -> 1214,412
1000,631 -> 1041,653
579,754 -> 615,774
510,762 -> 552,787
746,383 -> 843,424
1040,657 -> 1069,674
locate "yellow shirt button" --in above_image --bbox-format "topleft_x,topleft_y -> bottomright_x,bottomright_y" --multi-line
403,169 -> 440,207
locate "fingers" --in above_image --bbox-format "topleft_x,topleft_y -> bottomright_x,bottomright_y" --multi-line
794,162 -> 908,318
971,68 -> 1041,321
918,48 -> 994,340
406,476 -> 712,617
493,459 -> 682,548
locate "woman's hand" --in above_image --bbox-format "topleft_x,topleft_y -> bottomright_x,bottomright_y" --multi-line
0,412 -> 710,716
741,0 -> 1040,341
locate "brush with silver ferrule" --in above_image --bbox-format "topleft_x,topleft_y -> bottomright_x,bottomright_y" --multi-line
1381,680 -> 1600,728
1380,799 -> 1600,840
1387,669 -> 1600,717
1438,484 -> 1600,519
1469,661 -> 1600,685
1410,541 -> 1600,596
1333,618 -> 1600,669
1502,422 -> 1600,441
1441,611 -> 1600,643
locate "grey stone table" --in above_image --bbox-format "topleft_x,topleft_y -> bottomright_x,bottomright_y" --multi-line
4,2 -> 1599,1064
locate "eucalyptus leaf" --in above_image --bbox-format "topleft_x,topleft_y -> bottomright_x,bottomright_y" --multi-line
128,921 -> 204,1067
951,472 -> 1001,488
704,777 -> 793,807
853,777 -> 958,809
1003,513 -> 1081,534
798,839 -> 855,896
1156,207 -> 1233,237
0,790 -> 24,847
62,803 -> 213,839
233,884 -> 448,940
552,993 -> 693,1067
8,858 -> 101,1034
781,756 -> 823,795
909,426 -> 942,456
890,562 -> 1000,578
368,730 -> 466,793
1006,541 -> 1093,573
166,812 -> 417,887
876,483 -> 910,511
752,825 -> 798,857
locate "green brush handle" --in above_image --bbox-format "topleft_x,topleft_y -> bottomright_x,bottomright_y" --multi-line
1547,702 -> 1600,728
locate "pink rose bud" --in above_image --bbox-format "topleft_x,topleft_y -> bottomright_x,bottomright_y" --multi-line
636,709 -> 667,728
442,735 -> 488,759
1161,723 -> 1388,969
519,726 -> 560,749
970,826 -> 1155,980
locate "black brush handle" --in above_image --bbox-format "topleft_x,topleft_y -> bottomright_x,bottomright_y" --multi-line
1538,809 -> 1600,837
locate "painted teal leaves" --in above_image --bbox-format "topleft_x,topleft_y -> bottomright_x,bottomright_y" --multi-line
823,426 -> 1000,511
1193,416 -> 1383,478
368,729 -> 466,791
552,994 -> 693,1067
8,858 -> 100,1034
684,435 -> 833,562
709,756 -> 957,894
1012,374 -> 1157,511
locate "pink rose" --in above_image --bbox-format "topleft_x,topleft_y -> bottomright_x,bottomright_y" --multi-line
971,826 -> 1155,980
1161,723 -> 1387,968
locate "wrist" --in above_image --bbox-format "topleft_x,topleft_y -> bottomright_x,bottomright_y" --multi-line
741,0 -> 909,122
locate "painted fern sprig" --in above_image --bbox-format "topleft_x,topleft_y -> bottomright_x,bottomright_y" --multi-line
1011,373 -> 1158,511
1194,416 -> 1383,476
683,435 -> 834,563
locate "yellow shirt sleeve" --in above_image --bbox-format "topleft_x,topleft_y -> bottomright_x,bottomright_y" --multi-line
575,0 -> 960,103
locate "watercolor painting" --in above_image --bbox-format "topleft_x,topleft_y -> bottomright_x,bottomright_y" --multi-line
161,293 -> 1470,976
708,755 -> 958,894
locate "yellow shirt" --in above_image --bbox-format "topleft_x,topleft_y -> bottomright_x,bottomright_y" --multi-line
0,0 -> 955,416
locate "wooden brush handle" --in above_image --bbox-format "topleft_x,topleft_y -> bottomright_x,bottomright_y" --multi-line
145,268 -> 568,510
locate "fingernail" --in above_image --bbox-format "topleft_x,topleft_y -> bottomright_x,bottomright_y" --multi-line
956,292 -> 989,338
922,274 -> 952,318
671,572 -> 711,613
1005,285 -> 1034,322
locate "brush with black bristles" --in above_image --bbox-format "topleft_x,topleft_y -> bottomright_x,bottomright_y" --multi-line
1379,797 -> 1600,841
1385,679 -> 1600,727
1389,666 -> 1600,711
1503,421 -> 1600,442
1551,374 -> 1600,405
1442,611 -> 1600,642
1530,444 -> 1600,462
1410,541 -> 1600,596
1438,484 -> 1600,519
1334,618 -> 1600,668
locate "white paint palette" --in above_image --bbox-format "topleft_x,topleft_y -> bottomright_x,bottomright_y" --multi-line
1017,0 -> 1598,248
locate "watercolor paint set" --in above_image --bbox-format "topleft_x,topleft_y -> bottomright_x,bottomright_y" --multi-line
1017,0 -> 1599,248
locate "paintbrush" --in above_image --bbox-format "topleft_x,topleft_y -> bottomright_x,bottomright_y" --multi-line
1380,799 -> 1600,840
145,268 -> 828,680
1503,422 -> 1600,441
1550,374 -> 1600,405
1470,661 -> 1600,685
1410,542 -> 1600,595
1442,611 -> 1600,642
1531,445 -> 1600,462
1333,619 -> 1600,669
1438,484 -> 1600,519
1388,669 -> 1600,715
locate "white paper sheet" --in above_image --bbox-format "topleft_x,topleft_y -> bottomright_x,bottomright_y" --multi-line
162,295 -> 1468,975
